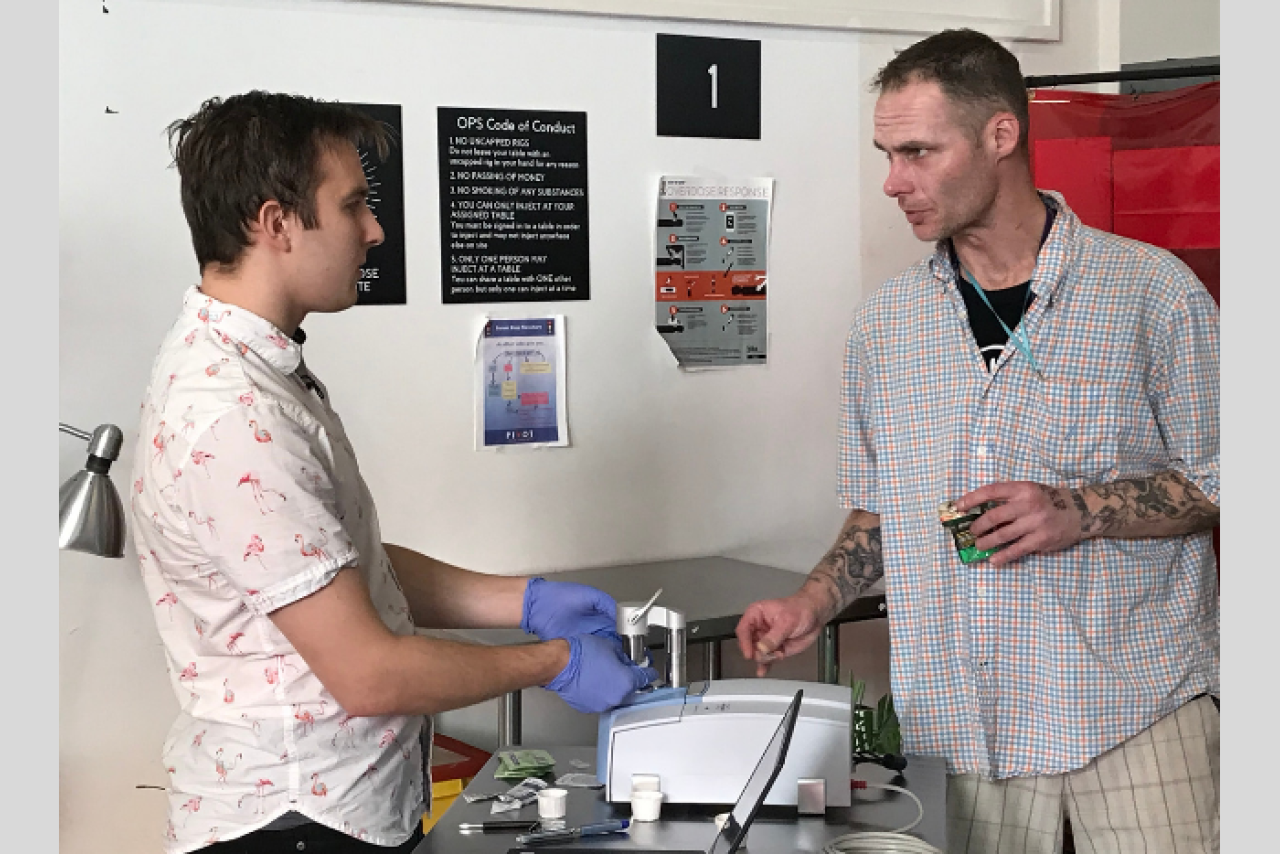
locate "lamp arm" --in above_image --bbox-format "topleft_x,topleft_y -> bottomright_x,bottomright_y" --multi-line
60,423 -> 93,442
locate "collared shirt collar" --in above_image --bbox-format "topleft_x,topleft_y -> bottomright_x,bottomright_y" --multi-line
182,285 -> 303,374
929,190 -> 1078,301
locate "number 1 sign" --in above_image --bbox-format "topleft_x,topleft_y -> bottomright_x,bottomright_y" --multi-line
657,34 -> 761,140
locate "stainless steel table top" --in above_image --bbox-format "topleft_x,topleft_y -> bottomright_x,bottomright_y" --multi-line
413,746 -> 947,853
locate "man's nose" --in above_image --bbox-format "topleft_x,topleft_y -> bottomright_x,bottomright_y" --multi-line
366,212 -> 385,247
883,160 -> 910,198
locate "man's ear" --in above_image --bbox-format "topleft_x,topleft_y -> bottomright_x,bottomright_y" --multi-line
988,111 -> 1021,161
250,200 -> 291,254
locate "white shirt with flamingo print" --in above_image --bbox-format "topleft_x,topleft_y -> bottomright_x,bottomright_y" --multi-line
130,286 -> 429,853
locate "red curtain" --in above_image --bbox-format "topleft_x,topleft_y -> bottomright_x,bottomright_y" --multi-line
1027,82 -> 1220,569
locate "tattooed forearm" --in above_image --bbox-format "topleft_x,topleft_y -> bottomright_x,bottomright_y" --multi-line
1071,471 -> 1219,540
803,510 -> 884,617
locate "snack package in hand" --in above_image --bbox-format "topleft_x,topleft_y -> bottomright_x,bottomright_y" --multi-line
939,499 -> 1000,564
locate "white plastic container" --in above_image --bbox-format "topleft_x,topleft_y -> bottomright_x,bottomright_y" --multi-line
537,787 -> 568,820
630,790 -> 664,822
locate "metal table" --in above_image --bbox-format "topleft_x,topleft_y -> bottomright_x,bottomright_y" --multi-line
413,746 -> 945,853
451,557 -> 888,746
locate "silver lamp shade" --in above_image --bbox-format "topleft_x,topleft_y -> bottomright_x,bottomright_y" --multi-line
58,423 -> 127,558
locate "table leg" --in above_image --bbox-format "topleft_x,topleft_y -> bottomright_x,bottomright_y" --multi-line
817,624 -> 840,684
498,689 -> 522,747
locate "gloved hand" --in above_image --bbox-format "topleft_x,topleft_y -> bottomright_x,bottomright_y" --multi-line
522,577 -> 620,642
545,634 -> 659,714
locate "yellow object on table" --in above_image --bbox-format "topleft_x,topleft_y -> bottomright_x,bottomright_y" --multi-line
421,776 -> 470,833
421,733 -> 491,834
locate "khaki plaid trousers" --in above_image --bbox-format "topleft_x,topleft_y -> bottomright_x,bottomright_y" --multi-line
946,695 -> 1219,854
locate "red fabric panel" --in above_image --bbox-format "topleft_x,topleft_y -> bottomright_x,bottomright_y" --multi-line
1027,83 -> 1219,150
1112,146 -> 1220,249
1032,137 -> 1113,231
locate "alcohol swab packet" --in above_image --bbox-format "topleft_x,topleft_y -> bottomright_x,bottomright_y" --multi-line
555,773 -> 604,788
491,777 -> 549,814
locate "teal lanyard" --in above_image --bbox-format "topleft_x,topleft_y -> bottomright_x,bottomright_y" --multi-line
960,269 -> 1043,378
953,200 -> 1055,379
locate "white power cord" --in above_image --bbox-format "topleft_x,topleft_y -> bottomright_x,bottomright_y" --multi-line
821,781 -> 945,854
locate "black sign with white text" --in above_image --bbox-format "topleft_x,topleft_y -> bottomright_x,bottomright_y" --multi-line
342,102 -> 406,305
656,34 -> 761,140
438,107 -> 590,304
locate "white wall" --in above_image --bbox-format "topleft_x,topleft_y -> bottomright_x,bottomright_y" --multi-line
60,1 -> 1118,851
1121,0 -> 1220,64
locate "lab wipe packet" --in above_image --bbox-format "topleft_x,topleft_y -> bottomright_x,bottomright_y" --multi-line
490,777 -> 549,814
939,500 -> 1000,564
555,773 -> 604,788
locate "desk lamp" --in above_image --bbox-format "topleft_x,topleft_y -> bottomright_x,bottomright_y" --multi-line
58,422 -> 126,558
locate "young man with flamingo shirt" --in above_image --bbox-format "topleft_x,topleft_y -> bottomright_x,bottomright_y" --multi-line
131,92 -> 654,853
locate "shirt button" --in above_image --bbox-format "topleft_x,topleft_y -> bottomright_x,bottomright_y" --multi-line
975,444 -> 989,458
297,842 -> 306,851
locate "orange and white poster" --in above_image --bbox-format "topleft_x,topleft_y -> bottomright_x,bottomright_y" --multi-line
654,176 -> 773,368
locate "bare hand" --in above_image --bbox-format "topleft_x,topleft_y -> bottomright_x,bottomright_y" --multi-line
734,590 -> 829,677
957,481 -> 1084,567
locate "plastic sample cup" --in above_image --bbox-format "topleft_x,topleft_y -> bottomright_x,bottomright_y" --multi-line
631,790 -> 664,822
537,787 -> 568,820
631,773 -> 661,792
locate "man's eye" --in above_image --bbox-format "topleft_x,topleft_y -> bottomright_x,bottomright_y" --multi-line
909,148 -> 928,159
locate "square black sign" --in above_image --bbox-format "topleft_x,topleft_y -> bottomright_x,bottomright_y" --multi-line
657,34 -> 761,140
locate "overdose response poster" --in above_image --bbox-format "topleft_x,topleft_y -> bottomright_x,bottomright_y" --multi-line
654,175 -> 773,368
475,316 -> 569,449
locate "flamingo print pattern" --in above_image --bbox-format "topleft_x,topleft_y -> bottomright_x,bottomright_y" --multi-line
295,533 -> 330,563
190,449 -> 216,478
188,510 -> 217,538
214,748 -> 241,784
237,472 -> 287,514
248,419 -> 272,443
242,535 -> 268,570
131,287 -> 424,851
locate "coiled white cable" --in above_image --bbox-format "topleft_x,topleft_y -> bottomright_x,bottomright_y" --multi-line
821,781 -> 945,854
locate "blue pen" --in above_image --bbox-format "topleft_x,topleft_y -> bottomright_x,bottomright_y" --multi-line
515,818 -> 630,845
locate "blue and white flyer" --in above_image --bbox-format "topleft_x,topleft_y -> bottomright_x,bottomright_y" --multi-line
476,316 -> 569,449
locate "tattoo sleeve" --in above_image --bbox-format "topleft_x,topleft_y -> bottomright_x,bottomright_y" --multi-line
1071,470 -> 1219,540
803,509 -> 884,618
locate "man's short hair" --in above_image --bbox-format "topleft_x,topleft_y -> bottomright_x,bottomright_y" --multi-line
166,91 -> 393,272
871,29 -> 1030,151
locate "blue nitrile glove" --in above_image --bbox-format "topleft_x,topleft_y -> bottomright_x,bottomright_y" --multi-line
522,577 -> 620,642
545,634 -> 659,714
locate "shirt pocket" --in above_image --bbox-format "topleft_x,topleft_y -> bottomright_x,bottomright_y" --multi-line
1033,379 -> 1119,484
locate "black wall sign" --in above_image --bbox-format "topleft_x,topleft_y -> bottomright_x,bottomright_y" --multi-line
438,107 -> 590,304
342,102 -> 407,305
657,34 -> 761,140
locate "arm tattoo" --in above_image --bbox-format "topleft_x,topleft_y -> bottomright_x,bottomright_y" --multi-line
806,513 -> 884,615
1038,483 -> 1069,511
1071,471 -> 1219,539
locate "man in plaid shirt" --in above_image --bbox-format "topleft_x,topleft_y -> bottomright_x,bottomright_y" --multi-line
736,30 -> 1219,853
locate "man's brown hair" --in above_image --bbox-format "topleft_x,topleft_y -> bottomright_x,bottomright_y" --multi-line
872,29 -> 1030,151
166,91 -> 393,272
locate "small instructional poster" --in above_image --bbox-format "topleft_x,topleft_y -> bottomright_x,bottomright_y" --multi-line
475,317 -> 569,449
654,175 -> 773,368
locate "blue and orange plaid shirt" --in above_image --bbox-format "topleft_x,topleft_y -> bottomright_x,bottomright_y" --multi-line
839,192 -> 1219,778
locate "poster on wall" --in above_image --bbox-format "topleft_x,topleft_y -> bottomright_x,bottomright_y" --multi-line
341,102 -> 406,305
475,316 -> 569,449
654,175 -> 773,368
438,107 -> 590,304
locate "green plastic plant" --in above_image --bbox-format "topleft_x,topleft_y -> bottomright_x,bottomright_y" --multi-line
846,671 -> 901,755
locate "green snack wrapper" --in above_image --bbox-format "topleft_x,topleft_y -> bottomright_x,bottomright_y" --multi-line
939,500 -> 999,564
